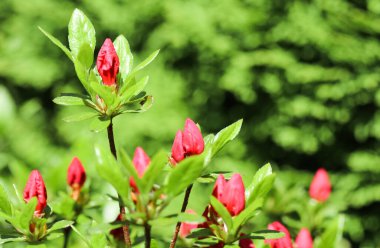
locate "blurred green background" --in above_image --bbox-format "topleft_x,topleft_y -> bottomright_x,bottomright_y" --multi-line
1,0 -> 380,247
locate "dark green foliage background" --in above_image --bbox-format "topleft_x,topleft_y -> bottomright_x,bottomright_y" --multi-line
1,0 -> 379,246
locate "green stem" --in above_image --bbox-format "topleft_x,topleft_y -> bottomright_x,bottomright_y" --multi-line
169,184 -> 194,248
63,226 -> 71,248
107,120 -> 132,248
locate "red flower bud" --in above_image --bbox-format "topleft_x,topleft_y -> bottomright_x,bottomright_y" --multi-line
67,157 -> 86,188
212,174 -> 245,216
23,170 -> 47,215
266,221 -> 293,248
96,38 -> 120,86
309,168 -> 331,202
180,210 -> 198,238
295,228 -> 313,248
170,118 -> 204,164
239,235 -> 255,248
130,147 -> 151,192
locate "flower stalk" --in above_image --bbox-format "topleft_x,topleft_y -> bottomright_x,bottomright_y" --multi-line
107,119 -> 132,247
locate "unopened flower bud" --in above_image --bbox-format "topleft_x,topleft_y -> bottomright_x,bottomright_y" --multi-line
23,170 -> 47,216
130,147 -> 151,192
295,228 -> 313,248
309,168 -> 331,202
97,38 -> 120,86
266,221 -> 293,248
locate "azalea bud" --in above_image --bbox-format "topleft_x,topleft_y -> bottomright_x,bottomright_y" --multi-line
130,147 -> 151,192
23,170 -> 47,215
110,214 -> 124,241
295,228 -> 313,248
213,174 -> 245,216
180,210 -> 198,238
96,38 -> 120,86
309,168 -> 331,202
170,118 -> 204,164
239,235 -> 255,248
266,221 -> 293,248
67,157 -> 86,188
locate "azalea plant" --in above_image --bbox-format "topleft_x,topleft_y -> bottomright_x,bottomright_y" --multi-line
0,8 -> 345,248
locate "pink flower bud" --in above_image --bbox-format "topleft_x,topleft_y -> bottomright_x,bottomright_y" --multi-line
67,157 -> 86,188
180,210 -> 198,238
266,221 -> 293,248
212,174 -> 245,216
130,147 -> 151,192
96,38 -> 120,86
309,168 -> 331,202
23,170 -> 47,215
239,235 -> 255,248
170,118 -> 204,164
295,228 -> 313,248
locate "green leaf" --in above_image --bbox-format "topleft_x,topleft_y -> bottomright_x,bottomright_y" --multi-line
47,220 -> 74,233
177,212 -> 206,223
95,146 -> 130,205
246,163 -> 276,205
186,228 -> 214,239
90,80 -> 115,108
140,150 -> 168,193
53,96 -> 87,106
73,59 -> 94,96
71,225 -> 91,247
90,118 -> 110,132
232,198 -> 263,235
114,35 -> 133,81
89,234 -> 108,248
77,43 -> 94,69
19,197 -> 37,232
244,230 -> 285,240
63,112 -> 98,122
68,9 -> 96,59
0,237 -> 26,244
119,149 -> 144,193
206,119 -> 243,164
120,95 -> 153,114
133,50 -> 160,72
38,27 -> 73,61
315,215 -> 345,248
120,76 -> 149,104
210,196 -> 233,232
0,184 -> 12,216
165,155 -> 204,197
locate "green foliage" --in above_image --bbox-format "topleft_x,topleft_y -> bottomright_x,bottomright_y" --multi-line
0,0 -> 378,246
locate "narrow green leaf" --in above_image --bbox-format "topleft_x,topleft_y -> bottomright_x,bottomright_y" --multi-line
47,220 -> 74,233
140,150 -> 168,193
89,80 -> 115,107
71,225 -> 91,247
186,228 -> 214,239
38,27 -> 73,61
63,112 -> 98,122
120,76 -> 149,104
114,35 -> 133,81
133,50 -> 160,72
89,234 -> 108,248
90,118 -> 110,132
0,237 -> 26,244
19,197 -> 37,231
232,198 -> 263,235
73,59 -> 93,96
210,196 -> 233,231
206,119 -> 243,164
244,230 -> 284,240
94,146 -> 130,205
0,184 -> 12,216
165,155 -> 204,197
246,163 -> 275,205
120,95 -> 153,114
53,96 -> 86,106
315,215 -> 345,248
68,9 -> 96,58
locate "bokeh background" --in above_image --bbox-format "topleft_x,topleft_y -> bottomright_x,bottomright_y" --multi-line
1,0 -> 380,247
